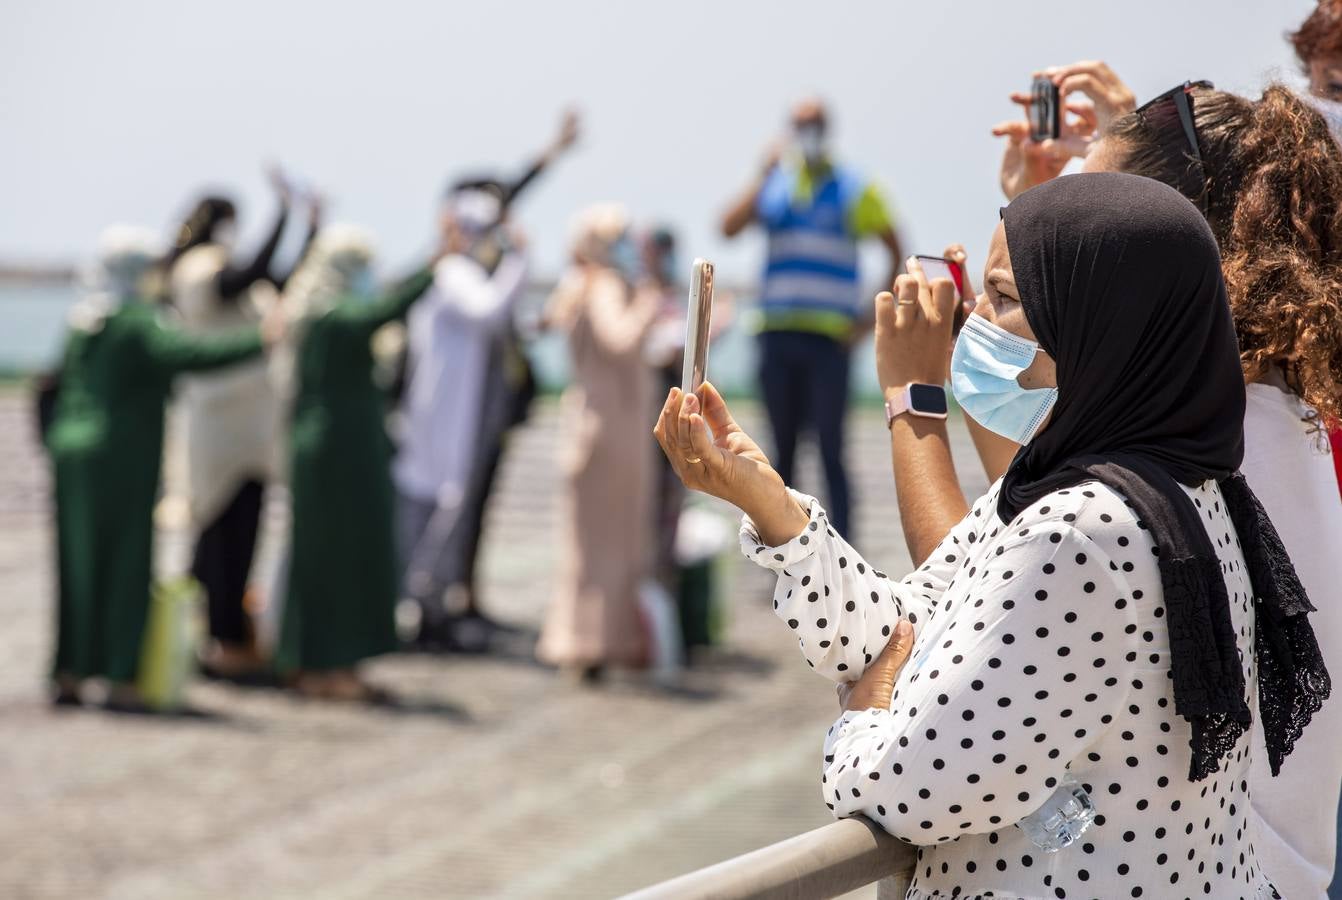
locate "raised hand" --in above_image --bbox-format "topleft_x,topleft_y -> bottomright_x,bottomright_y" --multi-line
306,191 -> 325,230
874,257 -> 961,397
1042,60 -> 1136,133
652,382 -> 808,546
991,98 -> 1097,200
265,162 -> 294,206
942,243 -> 977,335
554,107 -> 581,154
760,137 -> 785,176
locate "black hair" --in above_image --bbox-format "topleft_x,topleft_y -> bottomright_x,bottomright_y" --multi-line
168,195 -> 236,266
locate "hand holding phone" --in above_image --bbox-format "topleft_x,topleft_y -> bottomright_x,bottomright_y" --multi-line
681,258 -> 715,393
913,255 -> 968,333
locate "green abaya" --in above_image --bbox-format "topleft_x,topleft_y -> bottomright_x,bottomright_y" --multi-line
47,303 -> 263,682
276,269 -> 433,672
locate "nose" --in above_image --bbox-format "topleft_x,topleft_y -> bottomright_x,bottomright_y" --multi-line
969,291 -> 992,322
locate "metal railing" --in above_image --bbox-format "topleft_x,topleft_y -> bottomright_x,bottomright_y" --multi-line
620,816 -> 916,900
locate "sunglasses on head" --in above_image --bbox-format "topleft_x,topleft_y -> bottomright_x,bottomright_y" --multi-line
1135,79 -> 1214,206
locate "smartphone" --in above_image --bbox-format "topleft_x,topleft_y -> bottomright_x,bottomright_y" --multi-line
1029,75 -> 1060,142
914,254 -> 969,333
681,258 -> 715,394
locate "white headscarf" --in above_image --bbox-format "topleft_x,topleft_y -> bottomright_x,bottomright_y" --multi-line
69,224 -> 163,331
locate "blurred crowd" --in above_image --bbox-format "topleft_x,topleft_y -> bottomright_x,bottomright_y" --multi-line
27,0 -> 1342,893
39,109 -> 739,704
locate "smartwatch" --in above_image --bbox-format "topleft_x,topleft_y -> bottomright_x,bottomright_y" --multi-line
885,383 -> 949,428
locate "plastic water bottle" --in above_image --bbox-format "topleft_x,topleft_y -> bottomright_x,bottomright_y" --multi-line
1017,774 -> 1095,852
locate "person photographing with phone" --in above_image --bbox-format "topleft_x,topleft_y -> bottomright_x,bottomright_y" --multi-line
664,172 -> 1329,898
394,108 -> 581,652
537,205 -> 660,680
658,173 -> 1327,899
720,97 -> 904,539
887,59 -> 1342,898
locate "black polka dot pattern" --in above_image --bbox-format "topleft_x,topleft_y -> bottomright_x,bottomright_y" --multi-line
742,482 -> 1276,900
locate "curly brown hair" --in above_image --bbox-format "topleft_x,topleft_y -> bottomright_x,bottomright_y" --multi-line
1291,0 -> 1342,68
1105,84 -> 1342,426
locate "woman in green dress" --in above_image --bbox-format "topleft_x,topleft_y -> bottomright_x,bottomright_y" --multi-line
47,226 -> 278,707
274,225 -> 436,701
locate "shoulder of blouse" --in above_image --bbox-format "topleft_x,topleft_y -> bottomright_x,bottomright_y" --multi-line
1000,480 -> 1152,565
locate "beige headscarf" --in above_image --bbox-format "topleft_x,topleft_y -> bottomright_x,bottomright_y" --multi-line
282,223 -> 377,321
546,203 -> 629,331
269,224 -> 376,404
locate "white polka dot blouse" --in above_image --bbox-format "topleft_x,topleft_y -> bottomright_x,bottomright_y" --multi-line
741,478 -> 1279,900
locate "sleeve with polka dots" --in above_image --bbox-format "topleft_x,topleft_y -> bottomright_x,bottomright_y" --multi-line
740,490 -> 942,682
906,486 -> 1005,598
817,524 -> 1139,845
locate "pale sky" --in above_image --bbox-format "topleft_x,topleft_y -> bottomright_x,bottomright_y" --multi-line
0,0 -> 1316,287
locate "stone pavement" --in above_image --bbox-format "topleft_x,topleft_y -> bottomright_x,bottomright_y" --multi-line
0,390 -> 989,900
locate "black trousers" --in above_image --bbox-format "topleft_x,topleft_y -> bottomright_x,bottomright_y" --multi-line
191,479 -> 264,645
457,430 -> 504,604
757,330 -> 852,537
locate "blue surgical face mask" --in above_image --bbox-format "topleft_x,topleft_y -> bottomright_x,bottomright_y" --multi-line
608,233 -> 642,282
349,265 -> 377,300
795,124 -> 827,165
950,313 -> 1058,445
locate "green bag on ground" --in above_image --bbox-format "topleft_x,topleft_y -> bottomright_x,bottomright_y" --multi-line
674,505 -> 731,652
137,576 -> 203,710
677,558 -> 719,650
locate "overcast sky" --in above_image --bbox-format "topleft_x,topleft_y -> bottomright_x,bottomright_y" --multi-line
0,0 -> 1316,286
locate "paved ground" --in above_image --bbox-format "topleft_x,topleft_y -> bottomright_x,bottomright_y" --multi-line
0,390 -> 989,900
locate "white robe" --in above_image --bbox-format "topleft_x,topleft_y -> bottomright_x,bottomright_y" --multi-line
163,244 -> 280,527
392,252 -> 528,507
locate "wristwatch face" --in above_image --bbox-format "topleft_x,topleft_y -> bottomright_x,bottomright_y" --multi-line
908,383 -> 948,416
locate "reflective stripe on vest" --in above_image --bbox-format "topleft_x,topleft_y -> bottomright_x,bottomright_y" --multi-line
759,167 -> 861,336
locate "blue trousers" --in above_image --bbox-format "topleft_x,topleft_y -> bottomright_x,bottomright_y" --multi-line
757,330 -> 852,538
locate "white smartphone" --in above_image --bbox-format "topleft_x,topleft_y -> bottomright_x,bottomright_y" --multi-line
681,258 -> 715,393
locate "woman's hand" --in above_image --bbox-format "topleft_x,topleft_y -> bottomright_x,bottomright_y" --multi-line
992,101 -> 1096,200
652,382 -> 808,546
553,107 -> 581,155
1043,60 -> 1136,133
842,619 -> 914,712
942,243 -> 977,330
306,191 -> 325,231
874,257 -> 960,398
260,304 -> 287,347
265,162 -> 294,206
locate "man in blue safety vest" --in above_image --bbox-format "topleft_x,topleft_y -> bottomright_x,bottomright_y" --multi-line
720,97 -> 903,538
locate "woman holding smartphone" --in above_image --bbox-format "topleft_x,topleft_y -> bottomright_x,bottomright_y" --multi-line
901,68 -> 1342,899
655,173 -> 1325,900
538,204 -> 659,679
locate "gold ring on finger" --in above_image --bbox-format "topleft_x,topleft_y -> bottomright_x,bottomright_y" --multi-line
684,456 -> 703,465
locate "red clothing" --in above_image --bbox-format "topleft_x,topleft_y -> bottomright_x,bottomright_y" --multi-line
1331,426 -> 1342,501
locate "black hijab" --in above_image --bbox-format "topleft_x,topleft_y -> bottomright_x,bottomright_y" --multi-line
997,172 -> 1328,780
